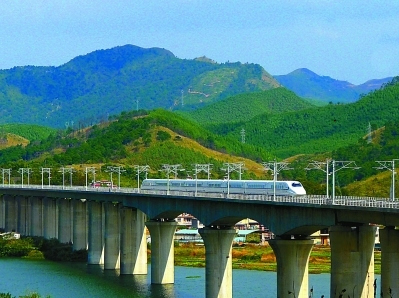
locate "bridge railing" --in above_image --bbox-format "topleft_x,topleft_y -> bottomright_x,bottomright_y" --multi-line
0,184 -> 138,193
1,184 -> 398,209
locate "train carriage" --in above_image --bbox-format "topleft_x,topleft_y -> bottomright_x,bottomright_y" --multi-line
141,179 -> 306,196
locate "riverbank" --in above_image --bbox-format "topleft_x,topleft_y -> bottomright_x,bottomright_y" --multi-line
0,236 -> 381,274
172,243 -> 382,274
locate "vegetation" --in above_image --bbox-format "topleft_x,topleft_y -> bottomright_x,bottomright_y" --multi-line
279,116 -> 399,196
0,77 -> 398,195
0,235 -> 381,275
185,87 -> 314,125
0,236 -> 86,262
0,124 -> 54,142
171,243 -> 381,274
0,237 -> 36,257
0,109 -> 273,187
205,77 -> 399,158
0,45 -> 279,128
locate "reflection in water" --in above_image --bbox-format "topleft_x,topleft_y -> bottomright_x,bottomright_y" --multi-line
149,284 -> 176,298
85,264 -> 177,297
0,258 -> 351,297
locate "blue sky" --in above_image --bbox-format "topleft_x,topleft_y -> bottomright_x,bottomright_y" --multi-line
1,1 -> 398,84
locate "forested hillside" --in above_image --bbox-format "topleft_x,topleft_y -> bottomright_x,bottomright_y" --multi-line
0,45 -> 279,128
278,118 -> 399,197
1,106 -> 399,196
0,109 -> 273,187
185,87 -> 315,125
0,124 -> 54,143
207,77 -> 399,158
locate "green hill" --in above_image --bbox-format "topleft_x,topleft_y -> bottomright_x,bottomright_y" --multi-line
0,109 -> 273,186
185,87 -> 314,125
208,78 -> 399,158
1,104 -> 399,196
0,45 -> 280,128
0,124 -> 54,141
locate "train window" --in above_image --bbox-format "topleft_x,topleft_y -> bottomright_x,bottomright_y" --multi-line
247,183 -> 265,189
276,183 -> 289,190
230,183 -> 243,188
291,183 -> 302,187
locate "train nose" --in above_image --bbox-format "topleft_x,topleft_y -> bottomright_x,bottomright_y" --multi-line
299,189 -> 307,195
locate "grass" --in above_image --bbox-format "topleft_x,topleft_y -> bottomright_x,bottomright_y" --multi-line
171,243 -> 381,274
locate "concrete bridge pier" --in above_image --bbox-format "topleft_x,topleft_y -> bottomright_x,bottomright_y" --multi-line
4,194 -> 17,232
380,226 -> 399,297
146,220 -> 178,284
0,195 -> 4,229
30,196 -> 43,237
269,237 -> 314,298
58,198 -> 72,243
17,196 -> 29,235
73,199 -> 87,251
329,225 -> 376,298
88,200 -> 104,265
43,197 -> 57,239
199,227 -> 236,298
104,202 -> 120,269
120,207 -> 147,275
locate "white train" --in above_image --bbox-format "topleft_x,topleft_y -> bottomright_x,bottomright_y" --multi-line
141,179 -> 306,196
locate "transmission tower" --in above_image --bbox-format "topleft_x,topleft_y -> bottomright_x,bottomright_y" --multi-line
135,98 -> 139,111
181,90 -> 184,107
367,122 -> 372,144
241,128 -> 246,144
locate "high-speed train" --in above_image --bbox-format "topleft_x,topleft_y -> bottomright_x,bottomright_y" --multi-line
141,179 -> 306,196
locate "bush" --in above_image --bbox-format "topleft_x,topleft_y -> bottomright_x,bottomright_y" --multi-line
0,237 -> 87,262
156,130 -> 171,141
24,250 -> 45,260
0,238 -> 35,257
33,238 -> 87,262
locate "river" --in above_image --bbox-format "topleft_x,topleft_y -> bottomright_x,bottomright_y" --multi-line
0,258 -> 365,297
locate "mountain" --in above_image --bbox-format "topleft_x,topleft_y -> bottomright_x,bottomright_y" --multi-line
274,68 -> 393,103
0,45 -> 280,128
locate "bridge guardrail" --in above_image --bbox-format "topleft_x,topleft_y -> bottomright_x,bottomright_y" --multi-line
0,184 -> 398,209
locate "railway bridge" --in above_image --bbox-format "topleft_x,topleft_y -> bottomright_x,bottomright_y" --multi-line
1,185 -> 399,298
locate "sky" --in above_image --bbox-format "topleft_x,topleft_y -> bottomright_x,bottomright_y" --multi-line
1,1 -> 399,85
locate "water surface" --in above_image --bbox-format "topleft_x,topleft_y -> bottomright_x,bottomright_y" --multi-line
0,258 -> 333,297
